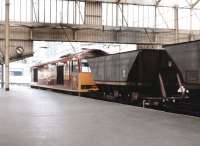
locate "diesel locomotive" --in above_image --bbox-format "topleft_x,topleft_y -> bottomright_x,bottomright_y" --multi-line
31,48 -> 188,105
31,49 -> 107,93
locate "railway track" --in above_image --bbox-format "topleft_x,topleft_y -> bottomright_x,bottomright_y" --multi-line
160,101 -> 200,117
91,93 -> 200,117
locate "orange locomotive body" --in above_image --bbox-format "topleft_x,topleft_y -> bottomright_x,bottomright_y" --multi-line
31,49 -> 107,94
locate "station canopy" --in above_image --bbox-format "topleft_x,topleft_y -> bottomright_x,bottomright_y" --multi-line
78,0 -> 200,9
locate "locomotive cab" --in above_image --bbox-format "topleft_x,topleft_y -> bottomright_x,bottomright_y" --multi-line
79,59 -> 97,91
70,58 -> 98,92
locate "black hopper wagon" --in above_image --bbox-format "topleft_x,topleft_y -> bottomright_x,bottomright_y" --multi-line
88,49 -> 188,106
164,41 -> 200,114
164,40 -> 200,98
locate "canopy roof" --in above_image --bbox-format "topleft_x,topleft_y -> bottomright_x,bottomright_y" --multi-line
69,0 -> 200,9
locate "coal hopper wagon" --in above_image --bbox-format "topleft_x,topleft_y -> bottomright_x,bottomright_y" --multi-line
87,49 -> 188,105
164,40 -> 200,99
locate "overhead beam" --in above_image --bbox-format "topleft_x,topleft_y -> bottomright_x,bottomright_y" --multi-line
0,22 -> 199,44
156,0 -> 162,6
30,25 -> 199,44
191,0 -> 200,8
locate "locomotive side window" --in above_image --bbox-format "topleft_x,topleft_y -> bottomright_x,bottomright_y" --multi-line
72,60 -> 79,73
33,68 -> 38,82
81,59 -> 91,72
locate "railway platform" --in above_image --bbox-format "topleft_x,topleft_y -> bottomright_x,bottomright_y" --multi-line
0,85 -> 199,146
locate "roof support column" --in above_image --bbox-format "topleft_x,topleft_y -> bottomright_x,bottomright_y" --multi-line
154,0 -> 162,43
30,0 -> 33,22
189,0 -> 194,41
5,0 -> 10,91
1,64 -> 4,88
189,7 -> 193,41
174,6 -> 179,43
154,6 -> 157,43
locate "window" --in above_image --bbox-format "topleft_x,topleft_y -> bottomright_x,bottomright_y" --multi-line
72,60 -> 79,72
81,59 -> 91,73
10,71 -> 23,76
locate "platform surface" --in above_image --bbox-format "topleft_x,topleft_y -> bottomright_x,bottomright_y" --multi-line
0,85 -> 199,146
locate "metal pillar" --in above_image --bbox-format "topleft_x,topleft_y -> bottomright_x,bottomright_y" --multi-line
154,6 -> 157,43
189,8 -> 192,41
30,0 -> 33,22
174,6 -> 179,43
5,0 -> 10,91
189,0 -> 193,41
1,64 -> 4,88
